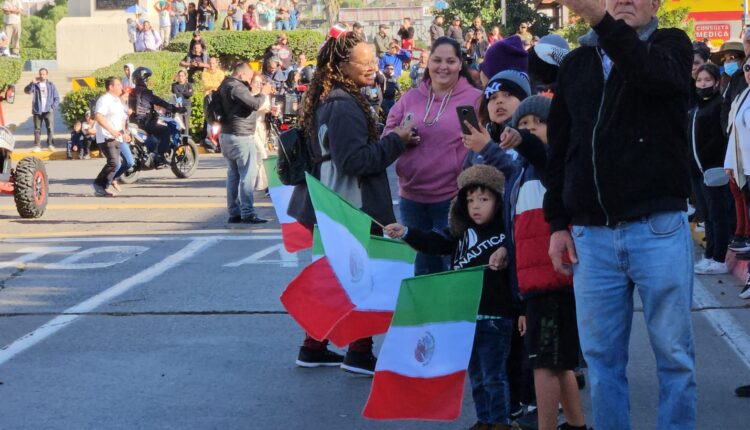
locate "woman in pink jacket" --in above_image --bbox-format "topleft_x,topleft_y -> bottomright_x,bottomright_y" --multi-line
383,36 -> 482,275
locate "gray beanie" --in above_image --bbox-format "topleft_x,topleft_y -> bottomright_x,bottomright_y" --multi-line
484,69 -> 531,101
511,95 -> 552,128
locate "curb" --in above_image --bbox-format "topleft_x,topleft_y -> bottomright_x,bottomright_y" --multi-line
11,145 -> 216,161
691,224 -> 746,283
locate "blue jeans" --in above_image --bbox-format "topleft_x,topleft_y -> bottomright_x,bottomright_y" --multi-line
571,211 -> 696,430
113,142 -> 135,181
219,133 -> 258,218
232,19 -> 242,30
171,17 -> 186,38
276,19 -> 290,30
468,318 -> 513,425
399,196 -> 451,275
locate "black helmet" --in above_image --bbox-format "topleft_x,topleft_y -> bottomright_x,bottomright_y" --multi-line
299,65 -> 315,85
132,67 -> 153,87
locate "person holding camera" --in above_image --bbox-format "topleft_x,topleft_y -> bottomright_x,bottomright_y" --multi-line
180,42 -> 209,83
24,68 -> 60,152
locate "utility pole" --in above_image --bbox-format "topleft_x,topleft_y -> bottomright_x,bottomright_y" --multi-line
501,0 -> 507,27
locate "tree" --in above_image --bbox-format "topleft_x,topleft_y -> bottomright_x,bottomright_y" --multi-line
325,0 -> 340,26
435,0 -> 552,37
560,4 -> 695,47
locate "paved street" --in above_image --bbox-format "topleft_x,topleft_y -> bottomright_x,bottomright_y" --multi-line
0,157 -> 749,429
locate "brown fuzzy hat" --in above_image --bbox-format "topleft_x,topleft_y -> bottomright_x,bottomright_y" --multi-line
449,165 -> 506,237
457,165 -> 505,196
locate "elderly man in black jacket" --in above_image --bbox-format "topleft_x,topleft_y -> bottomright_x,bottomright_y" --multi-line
543,1 -> 696,429
218,62 -> 274,224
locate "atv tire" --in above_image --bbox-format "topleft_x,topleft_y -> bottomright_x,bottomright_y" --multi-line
171,139 -> 199,179
13,156 -> 48,218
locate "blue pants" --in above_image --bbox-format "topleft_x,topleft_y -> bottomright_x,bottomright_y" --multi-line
399,196 -> 451,275
276,20 -> 290,30
232,19 -> 242,30
468,318 -> 513,425
171,17 -> 186,38
571,211 -> 696,430
219,133 -> 258,219
113,142 -> 135,181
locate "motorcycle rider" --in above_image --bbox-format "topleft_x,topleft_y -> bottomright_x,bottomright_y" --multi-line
128,67 -> 185,167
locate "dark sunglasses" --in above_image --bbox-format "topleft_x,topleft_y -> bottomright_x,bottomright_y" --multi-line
744,64 -> 750,72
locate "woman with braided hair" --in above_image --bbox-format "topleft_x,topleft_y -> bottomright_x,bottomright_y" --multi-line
288,28 -> 419,374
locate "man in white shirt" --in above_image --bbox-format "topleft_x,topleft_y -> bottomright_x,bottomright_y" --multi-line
2,0 -> 22,56
0,30 -> 9,56
93,77 -> 129,197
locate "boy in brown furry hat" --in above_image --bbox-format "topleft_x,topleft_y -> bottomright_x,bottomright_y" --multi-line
385,165 -> 516,430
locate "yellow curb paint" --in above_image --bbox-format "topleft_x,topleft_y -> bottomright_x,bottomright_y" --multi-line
11,145 -> 216,161
0,228 -> 282,239
0,202 -> 272,210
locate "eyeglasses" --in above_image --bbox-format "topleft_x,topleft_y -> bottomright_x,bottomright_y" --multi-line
744,64 -> 750,72
349,59 -> 378,69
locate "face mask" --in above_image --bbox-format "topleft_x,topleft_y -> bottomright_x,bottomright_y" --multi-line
696,87 -> 716,99
724,61 -> 740,76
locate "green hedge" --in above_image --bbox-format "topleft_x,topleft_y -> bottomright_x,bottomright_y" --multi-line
0,57 -> 23,91
166,29 -> 325,64
59,88 -> 104,128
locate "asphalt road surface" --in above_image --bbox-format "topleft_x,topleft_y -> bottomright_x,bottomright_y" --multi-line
0,156 -> 749,429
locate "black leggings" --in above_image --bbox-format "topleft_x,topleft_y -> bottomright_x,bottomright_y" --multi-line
143,120 -> 171,155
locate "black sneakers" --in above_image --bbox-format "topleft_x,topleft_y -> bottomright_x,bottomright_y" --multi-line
736,384 -> 750,397
295,346 -> 344,368
340,350 -> 377,375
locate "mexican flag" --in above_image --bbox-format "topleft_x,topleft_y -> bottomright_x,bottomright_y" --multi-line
263,156 -> 313,253
363,267 -> 484,421
280,175 -> 416,347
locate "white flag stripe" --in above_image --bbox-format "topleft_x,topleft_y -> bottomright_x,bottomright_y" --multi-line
376,321 -> 476,378
268,186 -> 296,224
314,210 -> 373,305
356,258 -> 415,311
515,179 -> 546,215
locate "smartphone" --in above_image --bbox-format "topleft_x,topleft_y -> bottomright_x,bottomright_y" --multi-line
456,105 -> 480,134
402,112 -> 414,126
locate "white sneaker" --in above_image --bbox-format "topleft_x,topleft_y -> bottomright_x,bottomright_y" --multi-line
740,284 -> 750,299
31,146 -> 42,153
694,257 -> 712,272
695,222 -> 705,233
48,144 -> 56,151
695,260 -> 729,275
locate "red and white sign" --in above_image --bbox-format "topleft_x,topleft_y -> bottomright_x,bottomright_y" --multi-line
695,23 -> 732,41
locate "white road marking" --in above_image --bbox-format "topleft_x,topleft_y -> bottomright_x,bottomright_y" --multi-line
44,246 -> 150,270
1,235 -> 282,243
223,243 -> 299,268
693,277 -> 750,371
0,238 -> 218,367
0,246 -> 81,269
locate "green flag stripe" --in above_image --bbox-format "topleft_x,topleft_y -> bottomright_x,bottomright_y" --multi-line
306,173 -> 371,247
264,156 -> 283,188
391,266 -> 484,326
369,236 -> 416,263
312,225 -> 324,255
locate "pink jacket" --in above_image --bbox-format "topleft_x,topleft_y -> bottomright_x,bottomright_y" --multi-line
383,77 -> 481,204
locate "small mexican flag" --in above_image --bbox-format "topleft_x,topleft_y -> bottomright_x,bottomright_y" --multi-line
263,156 -> 313,253
363,267 -> 484,421
280,175 -> 416,346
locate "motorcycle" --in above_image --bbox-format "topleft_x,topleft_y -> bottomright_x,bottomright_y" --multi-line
118,111 -> 199,184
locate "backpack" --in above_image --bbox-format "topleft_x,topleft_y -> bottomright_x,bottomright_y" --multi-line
276,127 -> 313,186
204,89 -> 225,123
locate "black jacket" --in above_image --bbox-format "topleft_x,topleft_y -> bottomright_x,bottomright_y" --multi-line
218,76 -> 265,136
543,13 -> 692,232
721,71 -> 748,137
404,222 -> 514,318
171,82 -> 193,109
689,92 -> 725,176
288,87 -> 405,227
129,86 -> 173,124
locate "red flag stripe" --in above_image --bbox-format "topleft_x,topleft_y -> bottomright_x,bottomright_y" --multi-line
280,222 -> 313,253
362,370 -> 467,420
325,310 -> 393,348
280,258 -> 354,341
